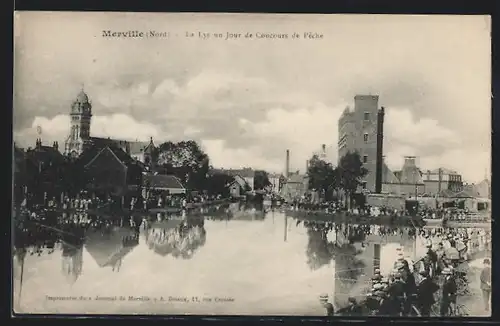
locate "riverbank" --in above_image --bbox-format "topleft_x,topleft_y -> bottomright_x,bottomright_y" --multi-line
286,209 -> 425,227
424,218 -> 490,229
16,198 -> 232,218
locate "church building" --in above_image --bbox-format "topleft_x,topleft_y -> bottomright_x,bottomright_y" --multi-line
64,88 -> 157,164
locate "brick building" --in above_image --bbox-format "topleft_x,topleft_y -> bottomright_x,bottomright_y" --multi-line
337,95 -> 389,192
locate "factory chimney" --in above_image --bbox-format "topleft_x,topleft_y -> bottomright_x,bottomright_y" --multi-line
375,106 -> 385,194
285,149 -> 290,178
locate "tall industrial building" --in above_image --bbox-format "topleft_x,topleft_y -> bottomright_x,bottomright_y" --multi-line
337,95 -> 382,192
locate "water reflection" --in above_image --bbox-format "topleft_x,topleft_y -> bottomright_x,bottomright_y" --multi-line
61,241 -> 83,285
12,204 -> 489,315
145,216 -> 206,259
85,226 -> 139,272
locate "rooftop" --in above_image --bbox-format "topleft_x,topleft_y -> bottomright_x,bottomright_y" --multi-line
83,146 -> 136,168
209,168 -> 256,178
143,174 -> 185,189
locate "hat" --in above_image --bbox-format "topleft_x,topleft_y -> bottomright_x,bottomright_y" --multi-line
394,272 -> 402,279
372,274 -> 382,280
425,242 -> 432,248
372,283 -> 384,291
374,268 -> 381,274
348,297 -> 357,304
373,290 -> 386,298
419,270 -> 429,278
442,268 -> 452,275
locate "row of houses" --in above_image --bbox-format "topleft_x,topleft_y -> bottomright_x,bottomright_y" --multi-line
13,138 -> 302,202
13,139 -> 186,203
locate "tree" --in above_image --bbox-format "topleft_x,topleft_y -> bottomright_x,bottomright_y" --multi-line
156,140 -> 210,191
254,170 -> 271,190
307,154 -> 338,200
337,151 -> 368,207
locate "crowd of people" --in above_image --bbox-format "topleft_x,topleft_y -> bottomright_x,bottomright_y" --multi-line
134,192 -> 224,211
287,192 -> 489,224
18,189 -> 228,216
317,224 -> 491,317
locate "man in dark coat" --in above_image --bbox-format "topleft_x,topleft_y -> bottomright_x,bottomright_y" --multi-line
416,270 -> 439,316
376,291 -> 395,316
336,297 -> 362,316
401,266 -> 417,316
440,267 -> 457,316
387,272 -> 405,316
425,243 -> 438,276
319,294 -> 335,316
345,297 -> 363,316
480,258 -> 491,312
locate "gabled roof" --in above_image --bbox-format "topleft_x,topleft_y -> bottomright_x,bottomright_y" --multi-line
231,175 -> 249,189
455,186 -> 480,198
90,137 -> 130,152
399,159 -> 424,184
382,162 -> 400,183
143,174 -> 185,189
84,146 -> 135,169
128,138 -> 156,155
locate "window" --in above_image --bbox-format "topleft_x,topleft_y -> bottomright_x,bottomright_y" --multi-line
363,155 -> 368,163
364,112 -> 370,121
363,133 -> 369,143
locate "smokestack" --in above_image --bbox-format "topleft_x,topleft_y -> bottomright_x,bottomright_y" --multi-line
285,149 -> 290,177
322,144 -> 326,153
306,160 -> 309,172
375,106 -> 385,193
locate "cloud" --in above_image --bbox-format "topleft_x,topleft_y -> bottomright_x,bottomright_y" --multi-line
13,13 -> 490,183
201,139 -> 283,172
14,114 -> 167,149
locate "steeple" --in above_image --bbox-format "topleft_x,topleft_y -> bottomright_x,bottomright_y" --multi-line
65,86 -> 93,156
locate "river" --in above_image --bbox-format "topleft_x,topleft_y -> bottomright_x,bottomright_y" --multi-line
12,202 -> 489,316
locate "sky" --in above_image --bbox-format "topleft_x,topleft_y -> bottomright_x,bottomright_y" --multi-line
13,12 -> 491,183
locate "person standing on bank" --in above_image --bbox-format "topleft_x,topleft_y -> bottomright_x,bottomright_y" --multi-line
416,270 -> 439,316
440,267 -> 457,316
319,294 -> 334,316
480,258 -> 491,312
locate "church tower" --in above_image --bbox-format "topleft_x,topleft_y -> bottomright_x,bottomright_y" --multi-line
64,87 -> 92,157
